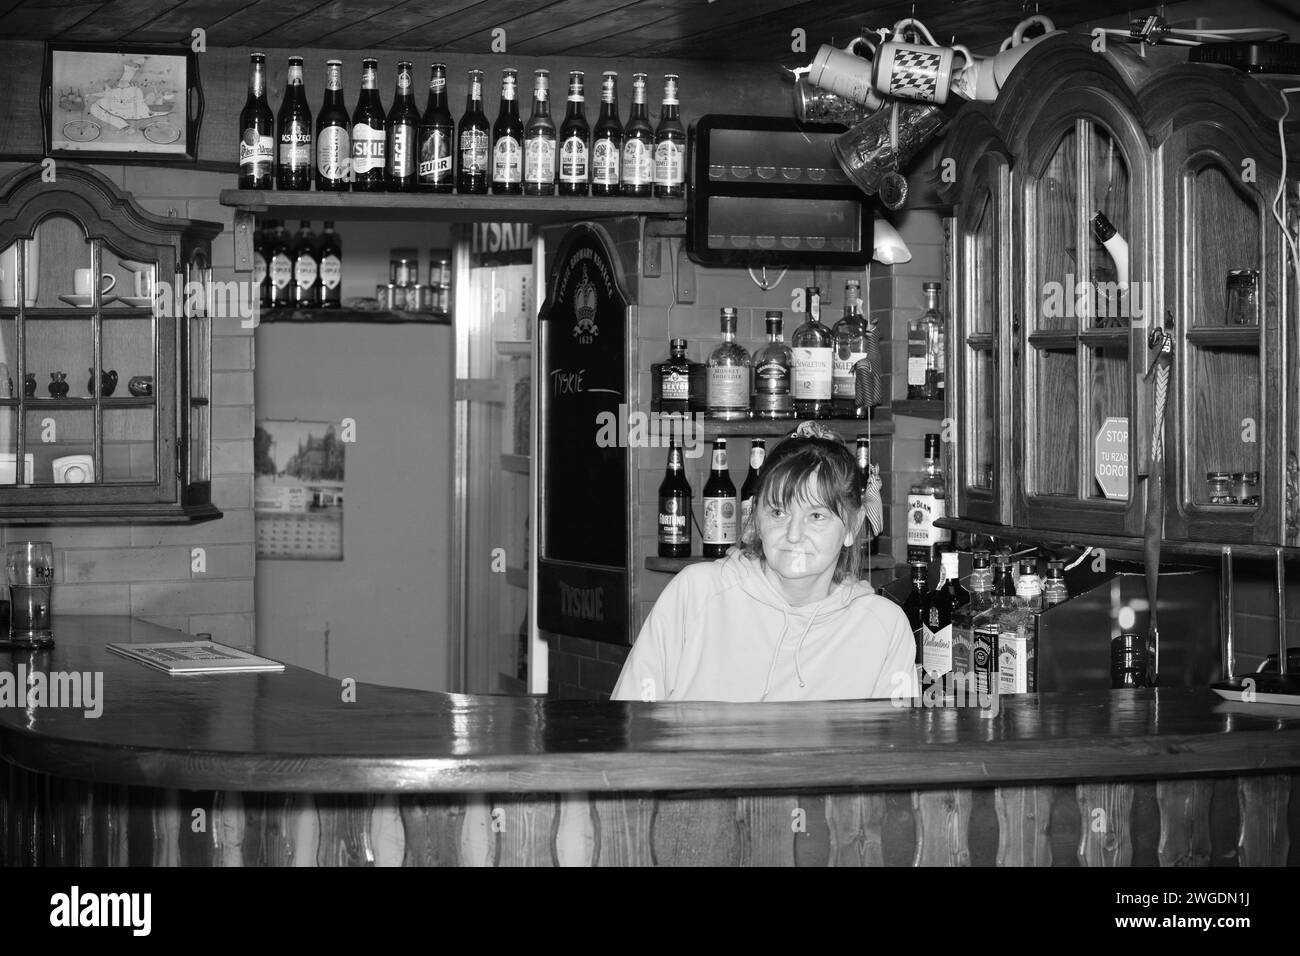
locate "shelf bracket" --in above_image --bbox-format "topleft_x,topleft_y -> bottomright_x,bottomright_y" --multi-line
642,218 -> 686,279
232,210 -> 257,274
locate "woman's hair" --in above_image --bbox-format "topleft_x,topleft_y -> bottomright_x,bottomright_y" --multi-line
739,421 -> 864,584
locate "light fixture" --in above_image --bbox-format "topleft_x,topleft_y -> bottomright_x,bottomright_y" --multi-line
872,215 -> 912,264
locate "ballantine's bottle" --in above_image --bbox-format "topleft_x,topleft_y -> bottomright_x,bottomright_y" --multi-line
276,56 -> 312,191
921,552 -> 968,695
238,53 -> 274,189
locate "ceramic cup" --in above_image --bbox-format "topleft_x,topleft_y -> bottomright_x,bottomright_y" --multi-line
0,242 -> 39,307
73,269 -> 116,297
806,38 -> 883,109
119,260 -> 155,298
872,40 -> 973,105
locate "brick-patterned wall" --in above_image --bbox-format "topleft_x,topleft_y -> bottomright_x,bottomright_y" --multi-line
0,163 -> 256,650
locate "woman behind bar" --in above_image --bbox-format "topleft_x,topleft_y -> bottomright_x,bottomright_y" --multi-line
612,422 -> 913,702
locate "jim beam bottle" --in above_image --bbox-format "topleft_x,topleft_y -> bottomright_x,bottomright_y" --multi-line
702,438 -> 738,558
315,60 -> 350,191
591,71 -> 623,196
386,61 -> 420,191
276,56 -> 312,191
706,307 -> 751,421
418,63 -> 455,193
752,310 -> 794,419
791,287 -> 833,418
317,221 -> 342,309
739,439 -> 766,533
621,73 -> 653,198
491,68 -> 524,195
457,69 -> 490,195
523,69 -> 556,196
907,433 -> 949,563
238,53 -> 274,189
558,71 -> 590,196
657,440 -> 692,558
351,59 -> 387,192
653,74 -> 685,198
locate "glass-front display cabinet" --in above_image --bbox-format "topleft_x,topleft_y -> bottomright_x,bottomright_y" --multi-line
0,162 -> 221,522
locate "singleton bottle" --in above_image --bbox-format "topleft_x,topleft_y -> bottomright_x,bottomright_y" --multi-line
385,61 -> 420,191
255,222 -> 270,308
457,69 -> 490,195
591,71 -> 623,196
922,551 -> 968,695
621,72 -> 654,198
276,56 -> 312,191
832,278 -> 871,418
418,63 -> 455,193
902,559 -> 929,696
706,307 -> 751,420
653,74 -> 685,198
739,439 -> 766,533
702,438 -> 738,558
291,220 -> 318,309
317,221 -> 342,309
657,440 -> 692,558
651,338 -> 692,417
907,433 -> 950,564
558,71 -> 590,196
315,60 -> 351,191
238,52 -> 275,189
951,549 -> 992,687
351,59 -> 387,192
791,287 -> 833,419
752,311 -> 794,419
267,221 -> 293,308
491,68 -> 524,195
999,557 -> 1041,694
523,69 -> 556,196
971,555 -> 1015,704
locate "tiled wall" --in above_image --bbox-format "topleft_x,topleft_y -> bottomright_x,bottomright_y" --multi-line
0,164 -> 256,650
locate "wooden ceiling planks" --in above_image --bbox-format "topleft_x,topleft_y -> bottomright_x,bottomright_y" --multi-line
56,0 -> 189,42
202,0 -> 332,47
129,0 -> 265,45
0,0 -> 107,39
513,2 -> 699,58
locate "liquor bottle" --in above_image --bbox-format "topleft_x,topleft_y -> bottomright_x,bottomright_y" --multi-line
752,311 -> 794,420
971,555 -> 1015,702
238,52 -> 275,189
999,557 -> 1041,694
651,338 -> 692,416
1042,559 -> 1069,608
908,281 -> 944,400
591,71 -> 623,197
951,549 -> 992,684
706,307 -> 751,421
558,72 -> 590,196
853,436 -> 879,564
922,551 -> 968,694
739,439 -> 766,533
276,56 -> 312,191
254,223 -> 270,309
907,433 -> 950,563
523,69 -> 556,196
457,69 -> 490,195
386,61 -> 420,191
902,559 -> 929,694
791,287 -> 833,419
491,69 -> 524,195
832,278 -> 871,418
653,74 -> 685,199
291,221 -> 318,309
317,221 -> 342,309
266,221 -> 293,309
657,440 -> 692,558
621,73 -> 653,198
351,59 -> 387,192
418,63 -> 455,193
702,438 -> 738,558
314,59 -> 351,191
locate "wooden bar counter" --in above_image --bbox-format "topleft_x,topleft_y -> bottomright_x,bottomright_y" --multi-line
2,616 -> 1298,866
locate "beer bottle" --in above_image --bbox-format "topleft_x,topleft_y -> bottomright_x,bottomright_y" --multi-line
653,74 -> 685,199
739,438 -> 766,533
491,68 -> 523,195
386,60 -> 420,191
291,220 -> 318,309
702,438 -> 738,558
276,56 -> 312,191
315,59 -> 350,191
237,52 -> 274,190
266,221 -> 293,309
523,69 -> 556,196
317,221 -> 342,309
657,440 -> 692,559
591,71 -> 623,197
418,63 -> 455,193
902,559 -> 929,694
558,71 -> 590,197
351,58 -> 387,192
457,69 -> 490,195
621,73 -> 653,198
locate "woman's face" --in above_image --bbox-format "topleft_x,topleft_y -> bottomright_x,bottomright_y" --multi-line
756,482 -> 856,585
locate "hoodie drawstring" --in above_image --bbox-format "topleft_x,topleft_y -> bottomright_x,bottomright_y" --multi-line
759,600 -> 826,699
793,600 -> 826,690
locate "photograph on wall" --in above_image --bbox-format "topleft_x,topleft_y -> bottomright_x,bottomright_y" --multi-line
254,420 -> 345,560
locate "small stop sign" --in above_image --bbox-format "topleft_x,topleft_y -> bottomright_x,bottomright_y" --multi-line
1094,417 -> 1129,500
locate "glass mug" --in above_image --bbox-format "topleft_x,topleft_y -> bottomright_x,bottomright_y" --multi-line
6,540 -> 54,647
1225,269 -> 1259,326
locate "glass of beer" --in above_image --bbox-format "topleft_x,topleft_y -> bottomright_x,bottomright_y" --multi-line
6,541 -> 54,647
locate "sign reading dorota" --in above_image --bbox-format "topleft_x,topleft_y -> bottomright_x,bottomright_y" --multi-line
1095,416 -> 1129,500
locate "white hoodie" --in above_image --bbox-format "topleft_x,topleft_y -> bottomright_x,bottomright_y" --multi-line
611,551 -> 915,702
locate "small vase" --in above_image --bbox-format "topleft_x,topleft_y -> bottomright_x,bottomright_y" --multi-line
88,367 -> 118,397
49,372 -> 69,398
127,375 -> 153,397
23,373 -> 36,397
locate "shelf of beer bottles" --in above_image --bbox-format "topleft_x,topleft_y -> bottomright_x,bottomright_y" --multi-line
646,554 -> 901,574
219,189 -> 685,223
258,307 -> 450,324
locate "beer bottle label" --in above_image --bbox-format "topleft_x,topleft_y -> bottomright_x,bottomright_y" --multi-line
592,137 -> 620,185
460,128 -> 489,174
658,495 -> 688,545
352,123 -> 386,173
832,350 -> 868,398
239,129 -> 274,173
740,495 -> 754,530
559,135 -> 588,182
294,256 -> 318,290
254,253 -> 268,285
390,125 -> 416,177
493,134 -> 522,183
791,347 -> 832,399
702,496 -> 737,545
319,255 -> 342,290
279,126 -> 312,169
653,140 -> 683,186
622,138 -> 652,185
419,129 -> 453,179
317,126 -> 350,182
524,137 -> 555,183
706,365 -> 749,411
270,253 -> 292,290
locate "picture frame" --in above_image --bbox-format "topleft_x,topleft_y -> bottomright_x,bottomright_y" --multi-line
42,42 -> 204,164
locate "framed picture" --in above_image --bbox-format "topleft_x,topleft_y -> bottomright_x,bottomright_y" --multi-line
42,42 -> 203,163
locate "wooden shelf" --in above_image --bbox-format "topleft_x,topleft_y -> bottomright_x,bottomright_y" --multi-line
698,414 -> 893,440
646,553 -> 899,574
10,307 -> 154,320
258,307 -> 449,325
890,400 -> 944,419
505,566 -> 529,590
1185,326 -> 1260,349
500,453 -> 530,475
0,396 -> 155,408
220,189 -> 685,223
496,340 -> 533,356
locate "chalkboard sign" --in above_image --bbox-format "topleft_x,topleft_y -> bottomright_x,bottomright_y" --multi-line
537,223 -> 629,643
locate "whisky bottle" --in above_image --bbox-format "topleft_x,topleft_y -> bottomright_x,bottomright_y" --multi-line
832,278 -> 870,418
751,311 -> 793,419
902,559 -> 929,695
651,338 -> 692,416
921,551 -> 968,694
907,433 -> 950,563
706,308 -> 751,420
951,549 -> 992,683
791,287 -> 833,419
